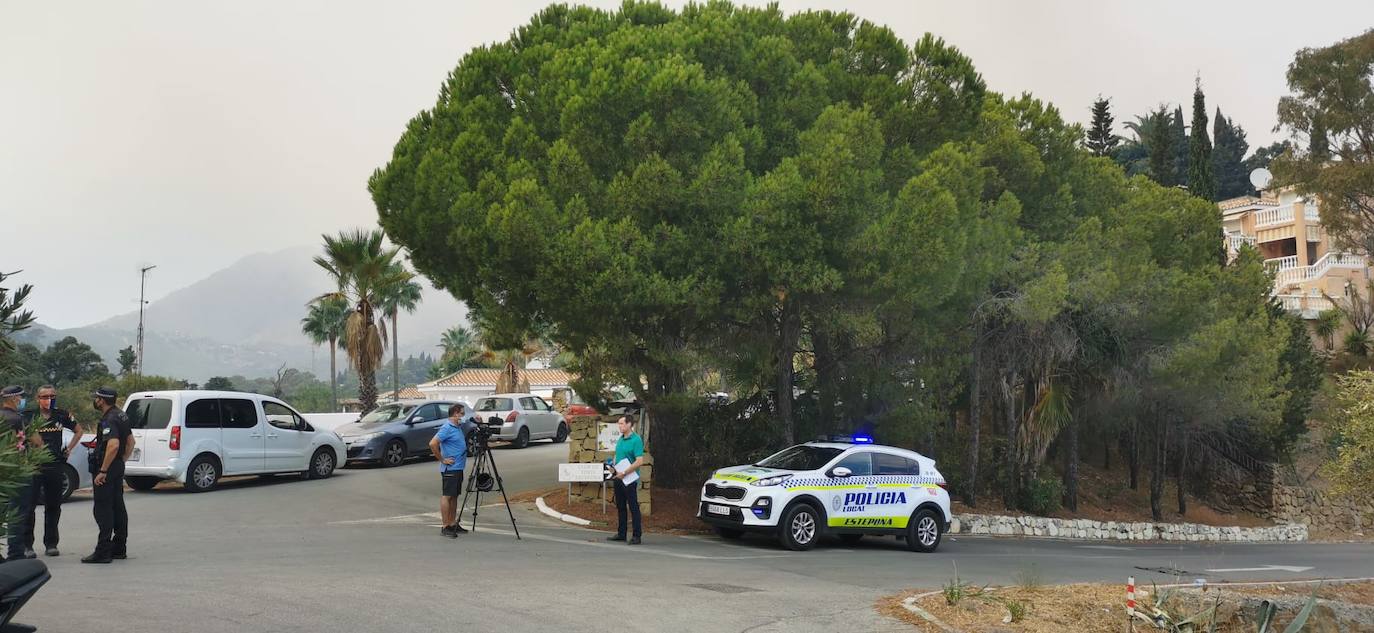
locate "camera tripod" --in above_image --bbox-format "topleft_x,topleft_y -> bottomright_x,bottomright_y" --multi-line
459,430 -> 521,540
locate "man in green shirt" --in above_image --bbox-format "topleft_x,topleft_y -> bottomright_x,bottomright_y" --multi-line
606,415 -> 644,545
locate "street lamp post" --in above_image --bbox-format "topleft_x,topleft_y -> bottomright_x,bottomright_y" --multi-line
136,264 -> 156,376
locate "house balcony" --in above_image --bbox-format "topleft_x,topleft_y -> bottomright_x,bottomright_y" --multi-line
1253,203 -> 1321,244
1275,293 -> 1336,319
1265,252 -> 1367,289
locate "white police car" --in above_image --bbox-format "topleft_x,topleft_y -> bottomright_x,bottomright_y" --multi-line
698,437 -> 951,552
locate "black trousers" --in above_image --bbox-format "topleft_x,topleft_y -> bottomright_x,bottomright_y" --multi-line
92,468 -> 127,557
613,479 -> 642,538
5,478 -> 33,558
25,463 -> 65,549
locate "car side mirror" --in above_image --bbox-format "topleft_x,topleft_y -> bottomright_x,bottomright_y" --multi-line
831,466 -> 852,478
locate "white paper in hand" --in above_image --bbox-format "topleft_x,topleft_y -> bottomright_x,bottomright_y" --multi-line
615,458 -> 640,486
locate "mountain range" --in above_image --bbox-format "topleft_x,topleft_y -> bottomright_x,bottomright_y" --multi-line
17,246 -> 468,382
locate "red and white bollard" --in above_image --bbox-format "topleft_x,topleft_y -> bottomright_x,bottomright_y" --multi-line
1127,576 -> 1137,629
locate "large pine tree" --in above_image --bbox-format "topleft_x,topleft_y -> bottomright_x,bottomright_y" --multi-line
1147,106 -> 1175,186
1212,108 -> 1252,199
1188,83 -> 1216,200
1086,97 -> 1119,157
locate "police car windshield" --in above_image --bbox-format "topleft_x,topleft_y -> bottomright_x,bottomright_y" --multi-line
755,445 -> 844,471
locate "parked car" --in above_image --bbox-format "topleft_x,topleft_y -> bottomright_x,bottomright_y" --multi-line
120,390 -> 345,493
334,399 -> 471,467
698,437 -> 951,552
61,429 -> 94,501
472,393 -> 567,449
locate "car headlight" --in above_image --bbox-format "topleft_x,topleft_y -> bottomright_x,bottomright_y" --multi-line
349,432 -> 383,444
750,474 -> 792,487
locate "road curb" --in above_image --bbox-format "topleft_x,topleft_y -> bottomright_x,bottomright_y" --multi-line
900,590 -> 961,633
536,496 -> 592,526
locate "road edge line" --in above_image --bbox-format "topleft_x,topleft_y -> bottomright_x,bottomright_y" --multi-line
536,496 -> 592,526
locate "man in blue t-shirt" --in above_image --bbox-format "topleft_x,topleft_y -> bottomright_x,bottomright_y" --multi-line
428,403 -> 469,538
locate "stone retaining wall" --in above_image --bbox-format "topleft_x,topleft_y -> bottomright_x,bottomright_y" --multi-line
950,513 -> 1308,542
1270,484 -> 1371,533
566,415 -> 652,516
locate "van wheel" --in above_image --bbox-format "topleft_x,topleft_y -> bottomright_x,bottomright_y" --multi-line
382,439 -> 406,467
185,455 -> 221,493
906,508 -> 943,553
778,503 -> 822,551
307,448 -> 336,480
552,422 -> 569,444
62,465 -> 80,501
714,527 -> 744,540
126,476 -> 159,492
513,427 -> 530,449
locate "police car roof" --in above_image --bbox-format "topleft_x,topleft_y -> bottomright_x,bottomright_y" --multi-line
803,440 -> 930,461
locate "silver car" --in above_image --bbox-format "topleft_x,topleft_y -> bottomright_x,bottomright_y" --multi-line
472,393 -> 567,449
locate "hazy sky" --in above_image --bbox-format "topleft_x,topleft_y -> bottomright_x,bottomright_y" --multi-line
4,1 -> 1371,328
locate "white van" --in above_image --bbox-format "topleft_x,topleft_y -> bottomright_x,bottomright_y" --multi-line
121,390 -> 347,493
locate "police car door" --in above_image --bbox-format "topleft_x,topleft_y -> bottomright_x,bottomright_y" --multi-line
872,451 -> 926,527
827,450 -> 878,529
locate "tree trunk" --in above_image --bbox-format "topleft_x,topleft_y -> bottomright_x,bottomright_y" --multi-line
391,309 -> 400,402
1176,434 -> 1189,516
359,366 -> 377,412
1063,417 -> 1079,512
328,336 -> 338,413
1103,436 -> 1111,470
776,301 -> 801,445
1001,371 -> 1020,508
813,331 -> 840,433
642,362 -> 689,488
1149,417 -> 1168,522
1128,419 -> 1140,491
966,339 -> 982,508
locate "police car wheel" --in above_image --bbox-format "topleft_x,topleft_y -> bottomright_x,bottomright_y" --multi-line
61,465 -> 79,501
778,503 -> 821,551
906,508 -> 942,553
185,455 -> 221,493
714,526 -> 744,540
382,439 -> 406,467
127,476 -> 159,491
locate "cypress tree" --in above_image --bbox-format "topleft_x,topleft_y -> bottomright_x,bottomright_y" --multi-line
1086,97 -> 1120,157
1147,107 -> 1175,186
1212,108 -> 1251,199
1188,82 -> 1216,200
1170,106 -> 1189,186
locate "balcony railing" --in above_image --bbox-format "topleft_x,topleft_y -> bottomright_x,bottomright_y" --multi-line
1226,232 -> 1256,252
1266,252 -> 1367,288
1276,294 -> 1336,317
1255,204 -> 1295,227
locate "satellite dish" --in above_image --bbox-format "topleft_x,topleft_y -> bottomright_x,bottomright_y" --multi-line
1249,168 -> 1273,191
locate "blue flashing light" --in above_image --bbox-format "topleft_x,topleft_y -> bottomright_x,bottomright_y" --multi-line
850,434 -> 875,444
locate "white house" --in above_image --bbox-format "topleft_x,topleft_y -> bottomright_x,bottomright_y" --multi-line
416,368 -> 576,403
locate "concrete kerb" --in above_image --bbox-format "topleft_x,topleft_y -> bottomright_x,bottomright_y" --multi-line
899,590 -> 962,633
536,496 -> 592,527
951,513 -> 1309,543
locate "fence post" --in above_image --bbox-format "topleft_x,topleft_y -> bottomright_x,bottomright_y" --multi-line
1126,576 -> 1136,632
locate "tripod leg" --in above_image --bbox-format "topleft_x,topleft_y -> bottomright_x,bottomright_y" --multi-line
485,448 -> 521,540
466,454 -> 485,533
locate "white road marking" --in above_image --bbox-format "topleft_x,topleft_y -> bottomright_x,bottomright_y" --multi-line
1205,565 -> 1314,573
1077,545 -> 1134,551
466,527 -> 798,561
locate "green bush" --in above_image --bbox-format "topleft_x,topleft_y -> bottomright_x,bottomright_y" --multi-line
1018,476 -> 1063,515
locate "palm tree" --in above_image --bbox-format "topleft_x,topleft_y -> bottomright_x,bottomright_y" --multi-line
379,263 -> 422,402
435,325 -> 482,376
301,296 -> 349,412
313,229 -> 409,412
1315,308 -> 1343,351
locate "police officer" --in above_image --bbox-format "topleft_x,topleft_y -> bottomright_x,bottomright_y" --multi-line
83,387 -> 133,564
3,384 -> 40,561
24,384 -> 83,557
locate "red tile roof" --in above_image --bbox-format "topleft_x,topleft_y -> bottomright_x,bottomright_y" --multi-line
425,368 -> 574,388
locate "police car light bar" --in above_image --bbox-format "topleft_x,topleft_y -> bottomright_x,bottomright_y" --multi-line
818,434 -> 875,444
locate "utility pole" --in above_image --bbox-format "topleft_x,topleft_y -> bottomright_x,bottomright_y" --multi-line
136,265 -> 157,376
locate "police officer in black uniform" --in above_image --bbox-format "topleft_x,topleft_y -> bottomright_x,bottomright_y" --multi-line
83,387 -> 133,564
24,384 -> 83,557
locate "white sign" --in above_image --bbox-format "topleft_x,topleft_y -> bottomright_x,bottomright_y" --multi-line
597,422 -> 621,452
558,463 -> 604,483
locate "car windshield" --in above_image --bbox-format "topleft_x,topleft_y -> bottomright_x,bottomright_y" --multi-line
359,404 -> 414,424
476,398 -> 513,412
755,445 -> 844,471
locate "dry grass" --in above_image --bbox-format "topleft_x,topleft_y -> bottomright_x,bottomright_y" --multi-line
882,581 -> 1374,632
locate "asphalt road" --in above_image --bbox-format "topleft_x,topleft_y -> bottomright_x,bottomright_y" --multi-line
17,441 -> 1374,632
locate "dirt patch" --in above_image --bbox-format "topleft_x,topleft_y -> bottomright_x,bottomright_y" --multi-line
882,581 -> 1374,632
540,486 -> 712,535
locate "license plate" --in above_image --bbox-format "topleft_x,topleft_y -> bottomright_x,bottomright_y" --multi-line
707,504 -> 730,516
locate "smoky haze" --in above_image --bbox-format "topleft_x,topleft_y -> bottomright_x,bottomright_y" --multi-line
3,0 -> 1371,329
